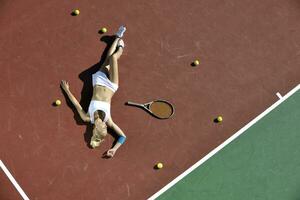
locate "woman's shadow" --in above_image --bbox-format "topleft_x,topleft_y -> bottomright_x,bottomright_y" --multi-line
60,35 -> 119,151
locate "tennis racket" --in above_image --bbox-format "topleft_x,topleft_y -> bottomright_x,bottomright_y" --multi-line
126,100 -> 175,119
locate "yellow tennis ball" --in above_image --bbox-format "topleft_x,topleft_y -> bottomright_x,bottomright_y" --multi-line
55,100 -> 61,106
73,9 -> 80,15
157,163 -> 163,169
194,59 -> 200,66
217,116 -> 223,122
100,27 -> 107,33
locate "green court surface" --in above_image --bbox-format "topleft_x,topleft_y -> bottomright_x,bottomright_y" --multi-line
156,88 -> 300,200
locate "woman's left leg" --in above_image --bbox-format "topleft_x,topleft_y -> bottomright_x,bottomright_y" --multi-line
108,47 -> 123,85
101,37 -> 120,69
101,26 -> 126,68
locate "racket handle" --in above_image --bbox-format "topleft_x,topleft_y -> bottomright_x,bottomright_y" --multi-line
126,101 -> 143,107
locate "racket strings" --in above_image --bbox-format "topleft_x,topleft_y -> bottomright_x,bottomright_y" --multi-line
149,101 -> 174,118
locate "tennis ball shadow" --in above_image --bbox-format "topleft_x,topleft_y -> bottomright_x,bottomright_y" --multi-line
213,118 -> 219,123
153,165 -> 159,170
52,102 -> 58,107
70,12 -> 77,16
99,35 -> 116,43
191,62 -> 198,67
98,30 -> 105,34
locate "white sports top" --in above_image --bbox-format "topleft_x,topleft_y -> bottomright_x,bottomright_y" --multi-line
88,100 -> 110,124
92,71 -> 118,92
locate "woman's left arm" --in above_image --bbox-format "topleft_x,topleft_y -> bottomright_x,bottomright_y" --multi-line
61,80 -> 90,123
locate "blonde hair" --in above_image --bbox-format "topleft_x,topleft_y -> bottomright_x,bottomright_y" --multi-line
90,110 -> 108,148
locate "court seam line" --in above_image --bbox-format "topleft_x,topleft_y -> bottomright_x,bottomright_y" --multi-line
148,84 -> 300,200
0,160 -> 30,200
276,92 -> 283,99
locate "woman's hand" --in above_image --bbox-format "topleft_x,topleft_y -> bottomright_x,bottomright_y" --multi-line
106,148 -> 117,158
61,80 -> 70,92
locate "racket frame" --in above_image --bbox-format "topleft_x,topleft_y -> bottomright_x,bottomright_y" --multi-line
126,100 -> 175,119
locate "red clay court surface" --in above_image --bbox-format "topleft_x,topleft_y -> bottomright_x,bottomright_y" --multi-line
0,0 -> 299,199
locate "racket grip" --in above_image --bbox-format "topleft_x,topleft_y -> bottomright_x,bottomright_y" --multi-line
126,101 -> 143,107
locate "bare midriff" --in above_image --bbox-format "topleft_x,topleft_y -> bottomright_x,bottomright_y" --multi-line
91,85 -> 114,103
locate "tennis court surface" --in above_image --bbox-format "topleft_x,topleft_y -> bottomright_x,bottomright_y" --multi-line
151,85 -> 300,200
1,0 -> 300,199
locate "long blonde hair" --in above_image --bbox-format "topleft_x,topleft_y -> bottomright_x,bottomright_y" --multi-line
93,110 -> 108,139
90,111 -> 108,148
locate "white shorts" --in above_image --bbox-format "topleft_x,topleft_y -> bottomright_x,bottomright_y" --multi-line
92,71 -> 118,92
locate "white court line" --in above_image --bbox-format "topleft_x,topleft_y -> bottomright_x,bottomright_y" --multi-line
148,84 -> 300,200
276,92 -> 283,99
0,160 -> 30,200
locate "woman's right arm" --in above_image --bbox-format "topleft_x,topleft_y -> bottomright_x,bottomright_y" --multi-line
60,80 -> 90,123
105,118 -> 126,157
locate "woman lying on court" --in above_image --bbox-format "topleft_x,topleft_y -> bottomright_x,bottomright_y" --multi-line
60,26 -> 127,158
